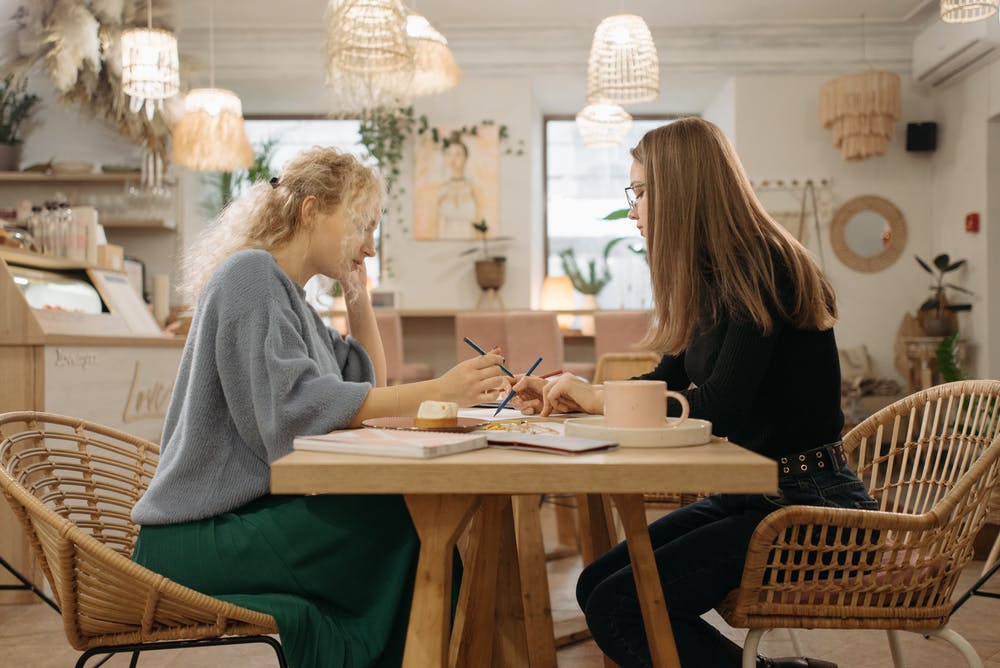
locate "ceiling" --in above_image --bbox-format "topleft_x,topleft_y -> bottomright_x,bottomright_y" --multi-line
176,0 -> 937,31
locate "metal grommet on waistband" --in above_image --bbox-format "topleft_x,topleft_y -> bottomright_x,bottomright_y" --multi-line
778,441 -> 846,477
799,454 -> 806,461
783,467 -> 789,474
800,464 -> 807,471
818,461 -> 825,468
780,457 -> 788,464
816,451 -> 822,457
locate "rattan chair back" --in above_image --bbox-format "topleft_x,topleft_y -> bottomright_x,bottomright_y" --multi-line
593,352 -> 661,384
719,379 -> 1000,633
0,411 -> 278,652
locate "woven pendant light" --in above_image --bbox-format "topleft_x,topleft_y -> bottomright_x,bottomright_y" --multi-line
586,14 -> 659,105
819,71 -> 901,161
171,2 -> 253,172
407,13 -> 461,97
325,0 -> 414,112
121,0 -> 179,121
576,103 -> 633,148
940,0 -> 999,22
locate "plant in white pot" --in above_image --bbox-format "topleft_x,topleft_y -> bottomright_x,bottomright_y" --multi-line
915,253 -> 973,336
0,75 -> 41,171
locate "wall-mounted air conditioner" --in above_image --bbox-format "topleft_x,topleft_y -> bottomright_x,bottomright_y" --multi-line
912,17 -> 1000,87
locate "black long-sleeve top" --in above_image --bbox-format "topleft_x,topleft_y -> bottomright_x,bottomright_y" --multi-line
637,288 -> 844,460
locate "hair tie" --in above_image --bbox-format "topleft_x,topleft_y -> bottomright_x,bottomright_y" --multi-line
269,177 -> 280,189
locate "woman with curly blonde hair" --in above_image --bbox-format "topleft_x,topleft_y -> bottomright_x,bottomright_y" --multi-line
132,147 -> 505,667
513,118 -> 873,668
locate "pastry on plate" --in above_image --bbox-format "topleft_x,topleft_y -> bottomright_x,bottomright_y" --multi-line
414,400 -> 459,429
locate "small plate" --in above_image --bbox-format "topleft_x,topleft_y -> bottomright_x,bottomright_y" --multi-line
362,416 -> 489,433
564,416 -> 713,448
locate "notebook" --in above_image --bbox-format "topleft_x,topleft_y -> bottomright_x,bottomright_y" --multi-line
485,432 -> 618,456
294,429 -> 488,459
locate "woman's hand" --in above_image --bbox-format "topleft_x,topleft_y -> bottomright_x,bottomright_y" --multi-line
512,374 -> 604,416
437,352 -> 507,406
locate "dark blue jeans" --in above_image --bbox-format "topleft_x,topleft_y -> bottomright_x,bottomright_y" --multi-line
576,460 -> 878,668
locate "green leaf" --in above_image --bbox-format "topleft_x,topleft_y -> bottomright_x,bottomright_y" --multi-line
932,253 -> 951,271
603,209 -> 631,220
945,283 -> 974,295
946,303 -> 973,312
914,256 -> 934,274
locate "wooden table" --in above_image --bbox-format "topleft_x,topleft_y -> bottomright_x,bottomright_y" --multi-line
271,440 -> 776,668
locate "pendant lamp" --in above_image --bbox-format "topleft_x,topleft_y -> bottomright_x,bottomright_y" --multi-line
576,103 -> 633,148
940,0 -> 999,22
171,1 -> 253,172
406,13 -> 461,97
819,71 -> 901,161
325,0 -> 414,112
586,14 -> 659,105
121,0 -> 179,121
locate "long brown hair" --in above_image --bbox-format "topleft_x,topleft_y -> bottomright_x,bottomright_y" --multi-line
634,117 -> 837,355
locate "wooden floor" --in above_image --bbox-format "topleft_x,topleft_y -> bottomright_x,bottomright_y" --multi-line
1,503 -> 999,667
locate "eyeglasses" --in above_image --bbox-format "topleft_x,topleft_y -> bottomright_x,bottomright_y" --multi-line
625,183 -> 644,210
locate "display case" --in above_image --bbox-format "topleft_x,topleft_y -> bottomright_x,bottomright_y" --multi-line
0,249 -> 184,603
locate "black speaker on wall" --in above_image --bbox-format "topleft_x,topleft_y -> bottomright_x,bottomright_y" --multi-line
906,122 -> 938,152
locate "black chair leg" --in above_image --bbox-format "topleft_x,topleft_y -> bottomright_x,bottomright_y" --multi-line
0,554 -> 60,613
74,635 -> 287,668
951,558 -> 1000,614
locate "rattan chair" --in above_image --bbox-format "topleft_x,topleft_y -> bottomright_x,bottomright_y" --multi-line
0,411 -> 286,668
717,380 -> 1000,668
592,351 -> 661,385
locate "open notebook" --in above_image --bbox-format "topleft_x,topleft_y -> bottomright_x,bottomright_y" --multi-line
294,429 -> 487,459
484,432 -> 618,455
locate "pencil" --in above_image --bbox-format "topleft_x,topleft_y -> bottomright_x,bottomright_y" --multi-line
462,336 -> 515,378
494,357 -> 543,417
539,369 -> 563,379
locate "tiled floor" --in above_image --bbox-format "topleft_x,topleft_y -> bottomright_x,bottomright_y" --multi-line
1,504 -> 998,667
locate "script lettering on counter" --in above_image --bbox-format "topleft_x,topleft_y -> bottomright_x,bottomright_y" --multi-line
53,349 -> 99,371
122,361 -> 174,423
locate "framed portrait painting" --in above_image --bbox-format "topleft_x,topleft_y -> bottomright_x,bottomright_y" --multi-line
413,124 -> 500,240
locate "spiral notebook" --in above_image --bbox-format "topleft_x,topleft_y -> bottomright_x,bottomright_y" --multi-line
293,429 -> 488,459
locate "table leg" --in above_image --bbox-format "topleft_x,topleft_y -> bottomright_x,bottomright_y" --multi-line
577,494 -> 621,668
512,494 -> 557,668
450,496 -> 505,667
493,496 -> 530,666
611,494 -> 681,668
403,494 -> 481,668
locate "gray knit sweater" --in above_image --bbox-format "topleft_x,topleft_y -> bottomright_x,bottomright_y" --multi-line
132,250 -> 374,525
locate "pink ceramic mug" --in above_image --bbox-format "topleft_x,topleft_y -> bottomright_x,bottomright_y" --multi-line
603,380 -> 690,429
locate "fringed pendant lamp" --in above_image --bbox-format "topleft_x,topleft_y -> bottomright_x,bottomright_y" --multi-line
576,103 -> 633,148
407,13 -> 461,97
171,1 -> 253,172
121,0 -> 179,121
819,71 -> 901,161
325,0 -> 414,112
940,0 -> 999,22
586,14 -> 659,105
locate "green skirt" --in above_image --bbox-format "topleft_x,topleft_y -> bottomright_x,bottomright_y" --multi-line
133,494 -> 419,668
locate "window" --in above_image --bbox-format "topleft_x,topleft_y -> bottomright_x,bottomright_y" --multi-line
243,118 -> 380,306
544,117 -> 674,310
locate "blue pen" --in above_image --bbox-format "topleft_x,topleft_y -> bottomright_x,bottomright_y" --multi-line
463,336 -> 515,378
493,357 -> 542,417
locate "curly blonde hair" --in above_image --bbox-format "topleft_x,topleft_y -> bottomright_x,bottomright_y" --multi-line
180,146 -> 384,305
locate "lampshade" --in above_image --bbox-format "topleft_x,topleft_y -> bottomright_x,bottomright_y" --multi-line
325,0 -> 414,112
541,275 -> 577,329
586,14 -> 659,105
406,13 -> 462,97
171,89 -> 254,172
121,26 -> 179,121
575,103 -> 633,148
940,0 -> 999,22
819,71 -> 901,161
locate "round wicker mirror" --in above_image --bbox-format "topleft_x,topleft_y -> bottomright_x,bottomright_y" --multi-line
829,195 -> 906,272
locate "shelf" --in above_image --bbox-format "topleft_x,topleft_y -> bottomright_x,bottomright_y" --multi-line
0,171 -> 140,184
102,218 -> 175,230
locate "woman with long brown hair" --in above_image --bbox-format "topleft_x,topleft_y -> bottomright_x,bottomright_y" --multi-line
512,118 -> 873,667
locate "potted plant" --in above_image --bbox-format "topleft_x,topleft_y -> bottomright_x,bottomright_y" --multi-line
0,74 -> 41,171
461,220 -> 510,291
915,253 -> 973,336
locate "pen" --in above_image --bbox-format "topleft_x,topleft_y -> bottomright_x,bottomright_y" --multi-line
494,357 -> 543,417
463,336 -> 515,378
539,369 -> 563,379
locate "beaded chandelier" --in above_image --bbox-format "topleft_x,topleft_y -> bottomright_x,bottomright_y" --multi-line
407,13 -> 461,97
939,0 -> 999,22
819,71 -> 901,161
121,0 -> 179,120
586,14 -> 659,105
576,103 -> 633,148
